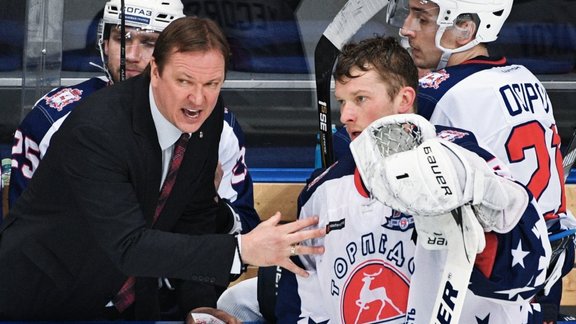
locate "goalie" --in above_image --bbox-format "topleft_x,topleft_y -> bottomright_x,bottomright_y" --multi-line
275,36 -> 551,324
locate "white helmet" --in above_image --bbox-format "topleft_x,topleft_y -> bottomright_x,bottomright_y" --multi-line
427,0 -> 513,43
94,0 -> 185,80
99,0 -> 184,42
386,0 -> 513,70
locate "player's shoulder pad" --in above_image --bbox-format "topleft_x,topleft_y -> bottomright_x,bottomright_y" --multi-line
23,77 -> 108,128
418,60 -> 506,119
222,106 -> 247,143
435,57 -> 507,87
38,77 -> 108,112
299,153 -> 356,206
435,125 -> 478,144
223,105 -> 237,126
435,125 -> 495,163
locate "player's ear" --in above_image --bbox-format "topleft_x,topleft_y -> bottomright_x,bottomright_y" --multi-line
397,86 -> 416,114
454,20 -> 476,45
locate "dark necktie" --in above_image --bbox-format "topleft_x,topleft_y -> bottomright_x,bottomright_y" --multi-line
113,133 -> 190,313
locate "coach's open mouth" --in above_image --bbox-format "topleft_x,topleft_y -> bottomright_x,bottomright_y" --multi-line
183,108 -> 200,118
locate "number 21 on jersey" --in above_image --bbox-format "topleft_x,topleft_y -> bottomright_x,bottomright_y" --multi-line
506,121 -> 566,219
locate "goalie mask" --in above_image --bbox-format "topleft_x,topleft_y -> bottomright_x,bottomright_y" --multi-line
386,0 -> 513,70
96,0 -> 185,81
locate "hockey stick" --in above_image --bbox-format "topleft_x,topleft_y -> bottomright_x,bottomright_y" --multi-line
423,206 -> 482,324
315,0 -> 389,167
119,0 -> 126,81
563,127 -> 576,181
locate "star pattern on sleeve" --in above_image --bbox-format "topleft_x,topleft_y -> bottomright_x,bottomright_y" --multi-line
534,254 -> 549,285
494,285 -> 534,301
531,225 -> 543,239
511,240 -> 529,268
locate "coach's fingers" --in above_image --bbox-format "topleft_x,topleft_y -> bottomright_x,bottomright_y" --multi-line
240,213 -> 324,267
260,212 -> 282,227
279,259 -> 310,278
281,215 -> 321,233
292,244 -> 324,257
288,226 -> 326,246
280,243 -> 324,278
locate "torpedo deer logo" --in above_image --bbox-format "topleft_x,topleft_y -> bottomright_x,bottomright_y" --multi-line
341,261 -> 409,323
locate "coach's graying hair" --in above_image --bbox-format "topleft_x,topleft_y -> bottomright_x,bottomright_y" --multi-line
334,36 -> 418,103
151,16 -> 230,75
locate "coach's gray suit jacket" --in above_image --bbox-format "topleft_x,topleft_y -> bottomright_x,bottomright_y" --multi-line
0,72 -> 237,319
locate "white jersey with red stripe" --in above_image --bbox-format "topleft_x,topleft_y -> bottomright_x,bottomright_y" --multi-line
418,57 -> 575,232
276,127 -> 550,324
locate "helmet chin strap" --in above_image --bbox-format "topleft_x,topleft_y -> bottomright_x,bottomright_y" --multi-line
93,19 -> 114,83
93,40 -> 114,83
436,51 -> 451,71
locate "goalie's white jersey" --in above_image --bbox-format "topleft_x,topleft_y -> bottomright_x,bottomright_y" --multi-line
276,128 -> 550,324
418,58 -> 573,232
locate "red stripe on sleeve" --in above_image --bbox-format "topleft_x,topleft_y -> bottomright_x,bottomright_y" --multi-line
474,232 -> 498,278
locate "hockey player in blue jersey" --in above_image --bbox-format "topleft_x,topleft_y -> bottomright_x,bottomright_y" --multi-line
386,0 -> 576,320
7,0 -> 259,233
276,36 -> 551,323
5,0 -> 258,319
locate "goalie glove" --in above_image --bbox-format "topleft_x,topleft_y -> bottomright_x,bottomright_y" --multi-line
348,114 -> 437,178
351,116 -> 529,234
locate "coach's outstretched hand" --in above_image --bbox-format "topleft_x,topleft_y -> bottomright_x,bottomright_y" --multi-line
240,212 -> 325,277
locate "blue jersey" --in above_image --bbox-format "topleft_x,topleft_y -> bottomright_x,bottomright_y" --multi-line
276,126 -> 550,324
9,77 -> 108,209
7,77 -> 259,232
